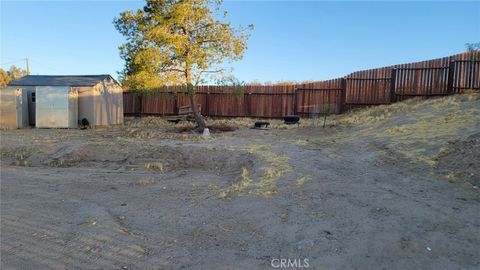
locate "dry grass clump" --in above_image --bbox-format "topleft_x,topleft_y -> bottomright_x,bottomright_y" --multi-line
126,129 -> 156,139
0,147 -> 32,167
49,159 -> 67,167
174,122 -> 197,132
219,144 -> 292,199
14,153 -> 29,167
208,122 -> 237,132
383,125 -> 411,136
144,162 -> 165,172
329,97 -> 427,126
136,178 -> 156,186
174,117 -> 309,132
219,167 -> 254,199
125,117 -> 173,128
295,139 -> 309,145
270,120 -> 313,129
332,105 -> 394,126
463,89 -> 480,101
48,156 -> 82,168
289,175 -> 312,188
207,118 -> 255,131
162,133 -> 202,141
208,118 -> 255,129
171,119 -> 239,132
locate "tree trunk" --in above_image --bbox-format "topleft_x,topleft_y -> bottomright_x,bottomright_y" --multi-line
187,83 -> 206,130
185,50 -> 206,130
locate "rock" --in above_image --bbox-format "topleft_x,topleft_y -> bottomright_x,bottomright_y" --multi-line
296,239 -> 314,250
202,128 -> 210,139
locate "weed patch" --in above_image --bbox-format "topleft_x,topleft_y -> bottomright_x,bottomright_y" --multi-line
219,144 -> 292,199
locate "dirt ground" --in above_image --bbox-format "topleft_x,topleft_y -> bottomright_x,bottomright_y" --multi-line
1,92 -> 479,269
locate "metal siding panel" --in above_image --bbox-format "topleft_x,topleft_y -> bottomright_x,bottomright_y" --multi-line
0,87 -> 20,128
19,88 -> 29,127
68,87 -> 78,128
36,86 -> 71,128
77,86 -> 96,125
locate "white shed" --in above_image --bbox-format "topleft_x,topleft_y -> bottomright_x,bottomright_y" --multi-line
0,87 -> 29,129
8,75 -> 123,127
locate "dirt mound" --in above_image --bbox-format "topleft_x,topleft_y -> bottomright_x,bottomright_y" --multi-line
1,143 -> 258,176
436,133 -> 480,187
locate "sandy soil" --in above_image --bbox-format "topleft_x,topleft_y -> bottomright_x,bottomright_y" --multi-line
1,92 -> 479,269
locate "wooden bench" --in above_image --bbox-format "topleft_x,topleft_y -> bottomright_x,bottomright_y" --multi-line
165,105 -> 202,123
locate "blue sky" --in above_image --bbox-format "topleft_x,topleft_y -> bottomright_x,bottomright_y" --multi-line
1,1 -> 479,83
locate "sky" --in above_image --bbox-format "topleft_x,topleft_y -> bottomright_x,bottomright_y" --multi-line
1,1 -> 479,83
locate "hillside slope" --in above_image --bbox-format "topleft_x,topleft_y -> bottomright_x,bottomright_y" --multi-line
328,91 -> 480,188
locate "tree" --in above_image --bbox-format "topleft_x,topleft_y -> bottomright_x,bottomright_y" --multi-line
465,42 -> 480,62
0,68 -> 11,87
465,43 -> 479,86
7,65 -> 28,80
114,0 -> 253,129
0,65 -> 27,87
465,42 -> 480,51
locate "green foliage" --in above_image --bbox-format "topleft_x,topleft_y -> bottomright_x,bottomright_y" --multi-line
114,0 -> 253,128
323,103 -> 331,115
216,75 -> 245,96
465,42 -> 480,51
114,0 -> 253,92
323,102 -> 331,128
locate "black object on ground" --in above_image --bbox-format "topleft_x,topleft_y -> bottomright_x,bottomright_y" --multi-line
80,118 -> 90,129
284,115 -> 300,125
253,121 -> 270,129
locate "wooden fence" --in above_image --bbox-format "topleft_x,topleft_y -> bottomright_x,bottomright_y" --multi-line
124,51 -> 480,118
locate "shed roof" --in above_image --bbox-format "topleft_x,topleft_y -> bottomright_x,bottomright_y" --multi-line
8,75 -> 115,87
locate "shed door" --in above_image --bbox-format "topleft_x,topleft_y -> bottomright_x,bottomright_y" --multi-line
36,86 -> 70,128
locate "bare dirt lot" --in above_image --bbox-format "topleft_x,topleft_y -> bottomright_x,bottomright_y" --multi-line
1,92 -> 479,269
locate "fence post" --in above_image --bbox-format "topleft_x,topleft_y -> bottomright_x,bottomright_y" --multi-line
243,91 -> 248,117
136,93 -> 143,117
293,87 -> 297,115
390,68 -> 397,103
205,90 -> 209,117
174,92 -> 178,114
447,61 -> 455,94
339,78 -> 347,113
246,92 -> 252,117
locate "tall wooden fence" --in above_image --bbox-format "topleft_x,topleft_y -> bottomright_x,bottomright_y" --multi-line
124,51 -> 480,118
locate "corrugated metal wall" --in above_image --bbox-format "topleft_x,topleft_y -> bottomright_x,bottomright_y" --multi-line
0,87 -> 29,128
